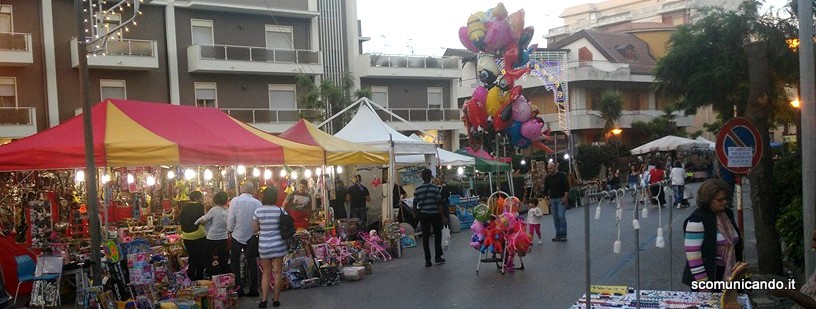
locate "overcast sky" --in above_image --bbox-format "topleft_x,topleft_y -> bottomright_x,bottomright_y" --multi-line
356,0 -> 790,56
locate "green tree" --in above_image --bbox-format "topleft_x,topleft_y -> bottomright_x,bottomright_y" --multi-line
295,73 -> 369,133
599,90 -> 624,135
653,0 -> 798,275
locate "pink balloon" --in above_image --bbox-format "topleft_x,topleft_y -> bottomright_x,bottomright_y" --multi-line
459,26 -> 479,52
473,86 -> 488,103
483,21 -> 514,53
511,96 -> 532,122
521,118 -> 545,140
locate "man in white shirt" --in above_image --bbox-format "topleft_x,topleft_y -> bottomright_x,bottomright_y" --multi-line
669,160 -> 687,208
227,182 -> 262,297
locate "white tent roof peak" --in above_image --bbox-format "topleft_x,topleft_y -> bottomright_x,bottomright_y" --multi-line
630,135 -> 711,155
332,100 -> 438,155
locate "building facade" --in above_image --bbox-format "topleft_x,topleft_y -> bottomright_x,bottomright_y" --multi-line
0,0 -> 463,150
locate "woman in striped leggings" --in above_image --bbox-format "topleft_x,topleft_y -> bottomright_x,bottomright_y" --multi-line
682,179 -> 743,290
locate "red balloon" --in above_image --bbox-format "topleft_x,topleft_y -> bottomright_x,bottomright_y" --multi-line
492,110 -> 512,132
465,98 -> 488,129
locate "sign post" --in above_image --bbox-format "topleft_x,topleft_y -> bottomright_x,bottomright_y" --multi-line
716,117 -> 763,233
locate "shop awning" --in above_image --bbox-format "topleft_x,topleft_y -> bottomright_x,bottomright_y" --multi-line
0,99 -> 325,170
279,119 -> 389,165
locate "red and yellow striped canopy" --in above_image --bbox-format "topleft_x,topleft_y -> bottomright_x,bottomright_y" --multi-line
279,119 -> 389,165
0,99 -> 324,171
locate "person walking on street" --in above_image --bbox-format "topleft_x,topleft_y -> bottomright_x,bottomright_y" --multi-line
195,191 -> 230,276
254,187 -> 287,308
413,169 -> 447,267
228,182 -> 262,297
347,174 -> 371,230
649,162 -> 667,207
543,162 -> 570,242
526,198 -> 544,245
670,160 -> 687,208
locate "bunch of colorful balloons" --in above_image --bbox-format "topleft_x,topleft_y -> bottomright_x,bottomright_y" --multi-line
468,196 -> 532,272
459,3 -> 554,154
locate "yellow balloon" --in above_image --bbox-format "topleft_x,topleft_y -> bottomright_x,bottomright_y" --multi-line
485,87 -> 502,116
467,13 -> 486,42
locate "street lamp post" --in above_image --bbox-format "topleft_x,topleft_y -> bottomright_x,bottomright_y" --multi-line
792,99 -> 802,153
611,128 -> 623,166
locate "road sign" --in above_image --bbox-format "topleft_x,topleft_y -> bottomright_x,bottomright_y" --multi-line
716,117 -> 763,174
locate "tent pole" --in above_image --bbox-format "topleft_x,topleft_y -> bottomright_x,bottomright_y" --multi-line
317,97 -> 365,128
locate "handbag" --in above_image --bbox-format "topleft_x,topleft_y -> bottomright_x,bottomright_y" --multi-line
441,226 -> 451,250
278,206 -> 295,241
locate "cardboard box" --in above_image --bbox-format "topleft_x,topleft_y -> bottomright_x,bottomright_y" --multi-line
341,266 -> 365,281
211,273 -> 235,288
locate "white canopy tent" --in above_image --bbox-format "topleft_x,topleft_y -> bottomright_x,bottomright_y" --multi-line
630,135 -> 712,155
319,98 -> 439,223
396,134 -> 475,166
694,136 -> 716,150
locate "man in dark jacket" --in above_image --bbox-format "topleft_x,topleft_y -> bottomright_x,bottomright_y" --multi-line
543,162 -> 570,242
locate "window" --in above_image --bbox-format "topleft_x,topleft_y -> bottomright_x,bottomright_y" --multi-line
191,19 -> 214,45
371,86 -> 388,107
265,25 -> 293,50
100,79 -> 126,100
95,13 -> 121,38
427,87 -> 443,109
269,84 -> 296,110
194,82 -> 217,108
0,77 -> 17,108
0,5 -> 12,33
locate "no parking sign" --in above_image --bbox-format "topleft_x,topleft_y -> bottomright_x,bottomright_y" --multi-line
716,117 -> 763,174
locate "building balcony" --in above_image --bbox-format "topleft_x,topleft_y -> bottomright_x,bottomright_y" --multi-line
357,54 -> 461,79
546,25 -> 570,38
661,0 -> 689,13
566,61 -> 655,82
221,108 -> 322,133
0,107 -> 37,138
187,44 -> 323,75
0,32 -> 33,66
375,108 -> 464,131
71,38 -> 159,70
540,109 -> 694,131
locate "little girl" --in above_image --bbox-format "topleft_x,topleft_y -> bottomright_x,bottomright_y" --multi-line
526,198 -> 544,245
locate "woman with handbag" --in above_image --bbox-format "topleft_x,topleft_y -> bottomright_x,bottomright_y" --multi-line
253,187 -> 287,308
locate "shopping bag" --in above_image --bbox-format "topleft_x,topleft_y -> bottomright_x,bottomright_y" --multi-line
442,226 -> 451,250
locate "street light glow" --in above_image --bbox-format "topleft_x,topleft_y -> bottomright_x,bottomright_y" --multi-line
792,99 -> 801,108
611,128 -> 623,135
520,159 -> 526,165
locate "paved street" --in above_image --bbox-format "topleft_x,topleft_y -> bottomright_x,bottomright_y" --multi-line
231,182 -> 769,308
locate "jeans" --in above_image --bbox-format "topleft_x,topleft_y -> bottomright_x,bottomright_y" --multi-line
230,236 -> 259,294
418,213 -> 444,262
550,198 -> 567,238
673,185 -> 685,205
350,207 -> 367,230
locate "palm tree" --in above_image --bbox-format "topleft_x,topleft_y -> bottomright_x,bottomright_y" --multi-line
295,73 -> 368,133
599,90 -> 624,136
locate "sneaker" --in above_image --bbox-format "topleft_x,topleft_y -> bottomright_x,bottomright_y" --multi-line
425,261 -> 433,267
538,240 -> 543,245
551,237 -> 560,242
558,237 -> 567,242
435,258 -> 446,265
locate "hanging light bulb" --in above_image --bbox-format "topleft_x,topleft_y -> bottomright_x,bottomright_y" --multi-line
75,170 -> 86,183
304,169 -> 312,178
101,174 -> 111,184
327,166 -> 334,174
167,170 -> 176,180
204,169 -> 213,181
520,159 -> 526,165
564,153 -> 571,160
447,165 -> 452,170
236,165 -> 246,175
316,168 -> 322,176
221,169 -> 227,176
127,174 -> 135,184
280,169 -> 287,177
291,171 -> 299,179
252,167 -> 261,178
336,166 -> 343,174
146,175 -> 156,186
184,168 -> 196,180
457,167 -> 464,176
263,169 -> 272,180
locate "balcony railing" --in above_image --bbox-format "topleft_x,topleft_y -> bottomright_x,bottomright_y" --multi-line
0,107 -> 35,125
100,39 -> 155,57
0,32 -> 31,51
368,55 -> 459,69
375,108 -> 460,122
196,44 -> 320,64
221,108 -> 323,123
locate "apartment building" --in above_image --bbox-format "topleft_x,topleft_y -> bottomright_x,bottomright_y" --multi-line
545,0 -> 742,44
1,0 -> 464,150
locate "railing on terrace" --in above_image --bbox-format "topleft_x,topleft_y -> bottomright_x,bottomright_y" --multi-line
375,108 -> 460,122
369,54 -> 459,69
0,32 -> 31,51
194,44 -> 320,64
662,0 -> 688,11
100,39 -> 155,57
220,108 -> 322,123
0,107 -> 35,125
